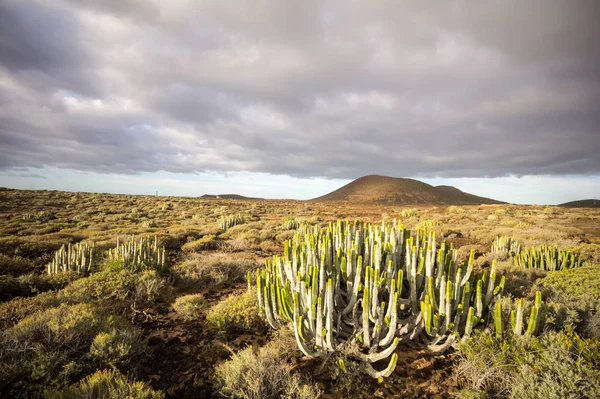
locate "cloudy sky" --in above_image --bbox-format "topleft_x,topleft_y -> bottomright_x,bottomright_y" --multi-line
0,0 -> 599,204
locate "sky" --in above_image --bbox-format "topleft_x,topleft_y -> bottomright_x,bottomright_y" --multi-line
0,0 -> 599,204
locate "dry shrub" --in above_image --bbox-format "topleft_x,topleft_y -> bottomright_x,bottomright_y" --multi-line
47,369 -> 164,399
0,304 -> 146,395
181,235 -> 217,252
0,269 -> 172,330
173,293 -> 206,321
174,252 -> 257,288
206,289 -> 264,334
215,341 -> 321,399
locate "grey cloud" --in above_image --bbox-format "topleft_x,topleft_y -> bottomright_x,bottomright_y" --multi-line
0,0 -> 599,181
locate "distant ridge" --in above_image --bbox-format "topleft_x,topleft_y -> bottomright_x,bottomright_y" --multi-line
200,194 -> 260,200
559,199 -> 599,208
313,175 -> 503,205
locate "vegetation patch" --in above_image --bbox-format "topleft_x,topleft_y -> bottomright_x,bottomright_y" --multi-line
207,289 -> 264,334
0,303 -> 146,396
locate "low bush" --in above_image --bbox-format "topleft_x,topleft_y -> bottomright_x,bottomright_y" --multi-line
173,294 -> 206,321
0,269 -> 172,330
534,265 -> 600,338
0,272 -> 80,301
181,235 -> 217,252
0,304 -> 146,396
48,369 -> 164,399
61,269 -> 173,313
215,342 -> 321,399
207,289 -> 264,334
0,254 -> 35,275
174,253 -> 257,288
454,330 -> 600,399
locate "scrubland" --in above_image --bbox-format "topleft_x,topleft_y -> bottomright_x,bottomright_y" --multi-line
0,187 -> 599,398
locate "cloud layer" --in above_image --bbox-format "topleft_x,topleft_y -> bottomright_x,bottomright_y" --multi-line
1,0 -> 599,179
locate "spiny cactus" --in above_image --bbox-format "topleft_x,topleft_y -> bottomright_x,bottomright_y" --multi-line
218,214 -> 246,231
513,244 -> 582,271
400,208 -> 418,217
491,236 -> 521,257
22,210 -> 56,222
47,242 -> 96,275
494,291 -> 543,337
108,235 -> 167,272
282,217 -> 302,230
256,220 -> 507,378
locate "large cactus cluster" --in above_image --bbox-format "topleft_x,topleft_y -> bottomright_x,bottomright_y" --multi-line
218,214 -> 246,231
108,235 -> 166,272
514,244 -> 581,271
47,242 -> 96,275
256,220 -> 508,378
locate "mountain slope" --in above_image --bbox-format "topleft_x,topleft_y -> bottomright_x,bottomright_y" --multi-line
200,194 -> 260,200
559,199 -> 599,208
313,175 -> 503,205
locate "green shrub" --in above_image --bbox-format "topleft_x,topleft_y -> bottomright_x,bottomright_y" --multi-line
48,369 -> 164,399
0,254 -> 35,276
510,332 -> 600,399
0,304 -> 146,395
181,235 -> 217,252
61,269 -> 173,313
207,290 -> 264,334
0,272 -> 80,301
454,330 -> 600,399
534,265 -> 600,338
173,294 -> 206,321
215,343 -> 321,399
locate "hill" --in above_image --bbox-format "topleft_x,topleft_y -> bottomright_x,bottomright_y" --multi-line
200,194 -> 260,200
313,175 -> 503,205
559,199 -> 599,208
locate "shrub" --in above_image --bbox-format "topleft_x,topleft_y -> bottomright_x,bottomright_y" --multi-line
61,269 -> 173,313
181,235 -> 217,252
0,272 -> 80,301
0,304 -> 146,395
534,265 -> 600,338
48,369 -> 164,399
0,254 -> 35,276
173,294 -> 206,321
454,330 -> 600,399
207,290 -> 264,334
173,253 -> 257,288
215,343 -> 321,399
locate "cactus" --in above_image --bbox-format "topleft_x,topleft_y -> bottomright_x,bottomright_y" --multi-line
513,244 -> 582,271
282,217 -> 302,230
256,220 -> 507,378
108,235 -> 167,272
47,242 -> 96,275
491,236 -> 521,257
218,214 -> 246,231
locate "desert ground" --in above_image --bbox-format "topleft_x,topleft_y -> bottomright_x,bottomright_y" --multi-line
0,187 -> 599,398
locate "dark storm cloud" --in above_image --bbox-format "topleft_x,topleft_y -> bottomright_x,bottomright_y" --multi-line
0,0 -> 599,179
